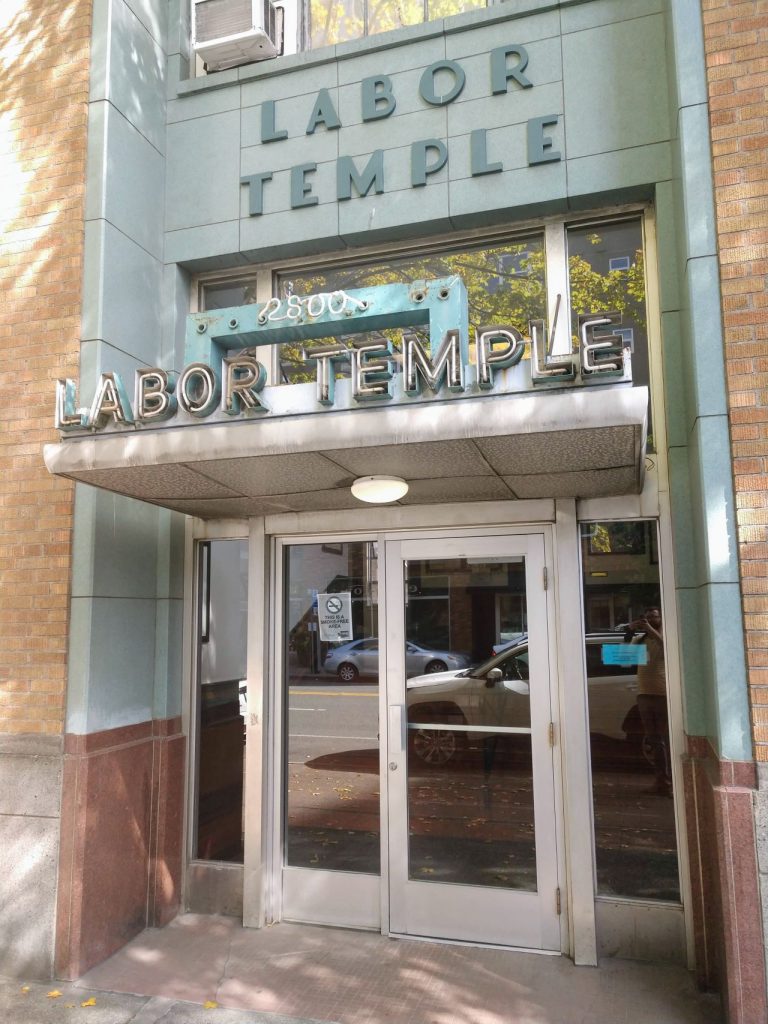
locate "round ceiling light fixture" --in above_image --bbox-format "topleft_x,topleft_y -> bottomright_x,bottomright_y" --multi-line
351,475 -> 409,504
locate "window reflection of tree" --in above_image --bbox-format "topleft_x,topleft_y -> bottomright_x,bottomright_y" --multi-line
275,240 -> 546,382
274,231 -> 648,385
202,224 -> 649,405
588,522 -> 646,556
308,0 -> 486,48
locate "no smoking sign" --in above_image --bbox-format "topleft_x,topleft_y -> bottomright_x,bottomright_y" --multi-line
318,592 -> 353,642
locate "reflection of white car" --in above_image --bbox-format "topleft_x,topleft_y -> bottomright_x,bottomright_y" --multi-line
407,633 -> 643,765
491,632 -> 527,656
323,638 -> 471,683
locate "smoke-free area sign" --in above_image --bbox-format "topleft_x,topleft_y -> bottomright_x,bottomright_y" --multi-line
318,592 -> 353,642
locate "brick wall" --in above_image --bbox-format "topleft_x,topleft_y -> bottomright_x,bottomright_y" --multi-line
0,0 -> 91,735
702,0 -> 768,760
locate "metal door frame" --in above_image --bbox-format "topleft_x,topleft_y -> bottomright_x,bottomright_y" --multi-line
257,521 -> 568,954
384,530 -> 564,950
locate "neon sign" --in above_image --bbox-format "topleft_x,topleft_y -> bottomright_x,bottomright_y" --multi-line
55,278 -> 631,434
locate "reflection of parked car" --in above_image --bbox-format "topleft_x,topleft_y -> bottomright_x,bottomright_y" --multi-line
407,633 -> 642,765
491,632 -> 527,656
323,638 -> 471,682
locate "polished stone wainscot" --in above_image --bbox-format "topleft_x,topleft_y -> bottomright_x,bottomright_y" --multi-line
683,736 -> 767,1024
55,718 -> 185,979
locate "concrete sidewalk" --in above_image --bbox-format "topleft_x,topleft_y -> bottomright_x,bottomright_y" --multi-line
0,976 -> 333,1024
3,916 -> 723,1024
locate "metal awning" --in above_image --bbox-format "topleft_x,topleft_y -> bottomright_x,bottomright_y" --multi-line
44,387 -> 647,519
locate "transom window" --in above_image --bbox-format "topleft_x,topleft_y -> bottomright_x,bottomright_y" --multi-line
274,236 -> 547,384
199,215 -> 652,447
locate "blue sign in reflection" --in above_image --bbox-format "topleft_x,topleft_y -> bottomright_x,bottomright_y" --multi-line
602,643 -> 648,667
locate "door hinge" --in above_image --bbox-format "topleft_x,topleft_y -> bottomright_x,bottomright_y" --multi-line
556,887 -> 562,915
548,721 -> 555,747
543,566 -> 549,590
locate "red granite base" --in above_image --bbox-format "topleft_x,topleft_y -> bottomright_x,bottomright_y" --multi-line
684,736 -> 767,1024
55,718 -> 185,979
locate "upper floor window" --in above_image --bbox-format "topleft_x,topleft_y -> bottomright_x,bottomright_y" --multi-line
308,0 -> 486,49
192,0 -> 488,76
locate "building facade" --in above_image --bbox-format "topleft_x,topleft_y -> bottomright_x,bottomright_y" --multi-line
1,0 -> 767,1021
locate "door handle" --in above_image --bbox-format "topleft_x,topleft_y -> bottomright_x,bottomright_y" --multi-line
388,704 -> 405,755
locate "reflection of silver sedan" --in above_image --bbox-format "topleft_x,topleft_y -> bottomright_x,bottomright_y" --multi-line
323,638 -> 471,683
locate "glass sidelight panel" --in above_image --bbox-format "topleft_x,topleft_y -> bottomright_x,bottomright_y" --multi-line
195,539 -> 248,863
581,521 -> 680,901
284,542 -> 380,873
404,556 -> 537,890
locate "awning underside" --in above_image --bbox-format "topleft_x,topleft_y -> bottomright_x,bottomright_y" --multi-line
44,388 -> 648,519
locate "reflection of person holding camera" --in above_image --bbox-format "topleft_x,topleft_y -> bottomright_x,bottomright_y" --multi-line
627,607 -> 671,797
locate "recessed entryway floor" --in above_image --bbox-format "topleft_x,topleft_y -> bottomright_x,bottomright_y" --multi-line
72,914 -> 722,1024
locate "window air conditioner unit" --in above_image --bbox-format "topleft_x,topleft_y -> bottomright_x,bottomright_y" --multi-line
192,0 -> 281,72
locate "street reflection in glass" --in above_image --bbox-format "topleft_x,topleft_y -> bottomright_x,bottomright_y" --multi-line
408,736 -> 536,890
404,556 -> 536,890
284,541 -> 380,873
581,521 -> 680,902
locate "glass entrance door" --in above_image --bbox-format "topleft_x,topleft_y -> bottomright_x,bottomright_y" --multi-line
384,535 -> 561,949
275,532 -> 560,949
280,540 -> 382,928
